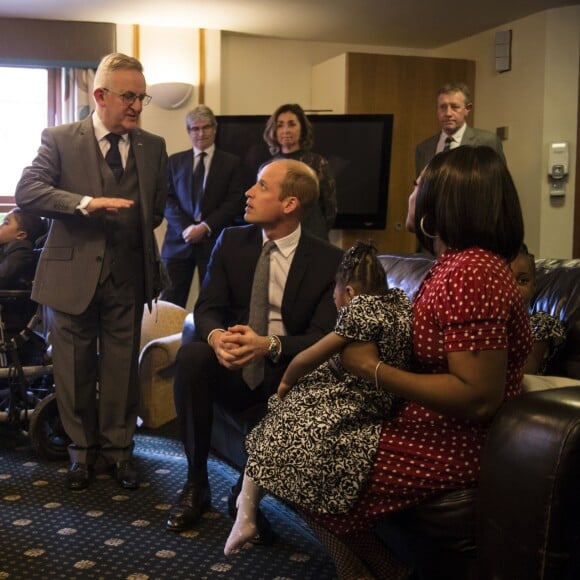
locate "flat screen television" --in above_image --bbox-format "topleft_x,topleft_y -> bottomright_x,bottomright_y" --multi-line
215,114 -> 394,230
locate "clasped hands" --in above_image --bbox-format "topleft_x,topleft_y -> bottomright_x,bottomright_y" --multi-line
211,325 -> 268,370
182,223 -> 209,244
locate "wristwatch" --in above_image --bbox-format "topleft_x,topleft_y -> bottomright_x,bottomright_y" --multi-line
267,335 -> 281,361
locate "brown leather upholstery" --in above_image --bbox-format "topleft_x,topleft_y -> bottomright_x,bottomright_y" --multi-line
476,386 -> 580,580
533,259 -> 580,379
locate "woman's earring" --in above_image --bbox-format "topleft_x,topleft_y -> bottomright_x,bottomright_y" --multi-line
419,216 -> 438,239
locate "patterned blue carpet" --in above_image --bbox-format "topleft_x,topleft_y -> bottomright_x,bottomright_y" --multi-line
0,425 -> 337,579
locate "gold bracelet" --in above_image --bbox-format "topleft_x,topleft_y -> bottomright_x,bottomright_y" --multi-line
374,361 -> 384,390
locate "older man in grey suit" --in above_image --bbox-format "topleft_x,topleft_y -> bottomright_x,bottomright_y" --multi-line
415,82 -> 505,176
16,53 -> 167,491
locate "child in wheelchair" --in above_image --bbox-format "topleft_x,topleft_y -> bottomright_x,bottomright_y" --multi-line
0,209 -> 69,459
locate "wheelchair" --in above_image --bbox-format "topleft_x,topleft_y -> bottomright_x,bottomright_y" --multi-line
0,290 -> 70,460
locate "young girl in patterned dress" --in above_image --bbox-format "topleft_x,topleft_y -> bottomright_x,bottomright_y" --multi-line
224,241 -> 413,556
510,243 -> 566,375
307,146 -> 532,579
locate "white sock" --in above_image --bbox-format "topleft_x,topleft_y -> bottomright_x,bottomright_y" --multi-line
224,471 -> 262,556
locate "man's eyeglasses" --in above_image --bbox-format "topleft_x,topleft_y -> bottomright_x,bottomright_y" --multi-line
103,88 -> 152,107
187,124 -> 215,133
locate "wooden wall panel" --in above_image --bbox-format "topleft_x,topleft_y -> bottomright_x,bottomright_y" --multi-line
341,53 -> 475,254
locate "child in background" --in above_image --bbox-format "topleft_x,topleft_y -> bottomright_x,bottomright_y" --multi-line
510,243 -> 566,375
0,208 -> 47,289
225,241 -> 412,556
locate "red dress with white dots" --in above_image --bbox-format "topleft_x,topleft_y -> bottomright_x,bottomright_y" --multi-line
311,247 -> 532,534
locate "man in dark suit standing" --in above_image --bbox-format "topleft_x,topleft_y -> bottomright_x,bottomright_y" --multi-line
16,53 -> 167,491
415,82 -> 506,175
161,105 -> 245,307
166,158 -> 343,534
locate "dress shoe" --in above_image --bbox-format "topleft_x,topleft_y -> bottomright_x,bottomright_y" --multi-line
166,480 -> 211,532
227,487 -> 277,545
67,462 -> 93,491
111,460 -> 140,490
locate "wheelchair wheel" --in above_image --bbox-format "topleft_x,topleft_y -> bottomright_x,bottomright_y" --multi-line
28,393 -> 70,461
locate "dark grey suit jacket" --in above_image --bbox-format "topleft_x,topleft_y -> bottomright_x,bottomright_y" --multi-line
15,116 -> 167,314
415,125 -> 506,176
161,148 -> 245,261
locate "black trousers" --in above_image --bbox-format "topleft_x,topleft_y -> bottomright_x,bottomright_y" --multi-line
161,237 -> 214,307
173,341 -> 274,480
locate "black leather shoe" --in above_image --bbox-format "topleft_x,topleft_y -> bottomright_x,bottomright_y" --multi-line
111,460 -> 140,490
166,480 -> 211,532
227,487 -> 277,545
67,462 -> 93,491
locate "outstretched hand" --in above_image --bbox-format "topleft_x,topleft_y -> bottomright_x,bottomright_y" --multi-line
86,197 -> 135,216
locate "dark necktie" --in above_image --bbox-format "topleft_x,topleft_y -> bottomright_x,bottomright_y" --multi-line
192,151 -> 207,221
243,240 -> 277,389
105,133 -> 124,182
443,136 -> 453,152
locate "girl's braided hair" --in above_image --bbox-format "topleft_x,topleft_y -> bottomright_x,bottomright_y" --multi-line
336,240 -> 387,295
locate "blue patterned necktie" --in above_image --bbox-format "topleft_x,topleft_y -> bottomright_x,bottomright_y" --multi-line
443,136 -> 453,151
243,240 -> 277,389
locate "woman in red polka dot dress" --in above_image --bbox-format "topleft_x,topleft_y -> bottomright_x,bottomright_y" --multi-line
307,146 -> 532,578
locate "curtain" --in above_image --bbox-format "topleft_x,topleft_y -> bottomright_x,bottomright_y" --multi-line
48,67 -> 95,126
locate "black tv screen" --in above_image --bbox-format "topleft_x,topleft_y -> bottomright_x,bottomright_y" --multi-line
215,114 -> 393,230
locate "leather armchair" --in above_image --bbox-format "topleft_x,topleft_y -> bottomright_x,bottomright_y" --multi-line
138,300 -> 187,428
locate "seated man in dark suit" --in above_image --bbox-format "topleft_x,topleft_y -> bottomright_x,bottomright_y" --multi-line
161,105 -> 245,307
415,82 -> 506,175
166,158 -> 344,537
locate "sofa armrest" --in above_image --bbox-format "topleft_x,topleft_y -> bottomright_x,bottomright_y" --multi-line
477,386 -> 580,579
139,332 -> 183,372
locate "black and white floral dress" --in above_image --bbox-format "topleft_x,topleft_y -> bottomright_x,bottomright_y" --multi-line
530,311 -> 566,374
244,290 -> 412,514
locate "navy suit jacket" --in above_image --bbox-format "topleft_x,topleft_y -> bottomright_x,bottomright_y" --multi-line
161,148 -> 244,261
415,125 -> 506,176
194,224 -> 343,383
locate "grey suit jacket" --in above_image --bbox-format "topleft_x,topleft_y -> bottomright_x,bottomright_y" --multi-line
15,116 -> 168,314
415,125 -> 505,176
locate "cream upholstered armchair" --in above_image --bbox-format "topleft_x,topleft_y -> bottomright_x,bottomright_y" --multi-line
138,300 -> 188,428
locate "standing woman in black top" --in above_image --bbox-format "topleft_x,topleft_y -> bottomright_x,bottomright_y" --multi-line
263,103 -> 337,240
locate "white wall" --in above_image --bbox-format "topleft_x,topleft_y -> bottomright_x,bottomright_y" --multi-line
219,34 -> 427,115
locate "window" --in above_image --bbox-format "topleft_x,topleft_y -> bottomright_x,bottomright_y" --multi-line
0,67 -> 48,207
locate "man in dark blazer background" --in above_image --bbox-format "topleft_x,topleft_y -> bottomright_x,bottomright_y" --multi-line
415,82 -> 506,176
166,158 -> 343,535
16,53 -> 167,491
161,105 -> 245,307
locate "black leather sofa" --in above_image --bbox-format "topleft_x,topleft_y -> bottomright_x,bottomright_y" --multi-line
181,253 -> 580,579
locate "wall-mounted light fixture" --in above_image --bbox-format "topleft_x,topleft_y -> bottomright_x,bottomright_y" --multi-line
148,82 -> 194,110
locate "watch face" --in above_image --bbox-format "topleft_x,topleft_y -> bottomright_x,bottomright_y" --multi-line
268,336 -> 279,358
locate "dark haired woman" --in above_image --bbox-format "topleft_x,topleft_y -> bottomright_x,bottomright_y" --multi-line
263,103 -> 337,240
224,240 -> 412,556
307,146 -> 533,578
